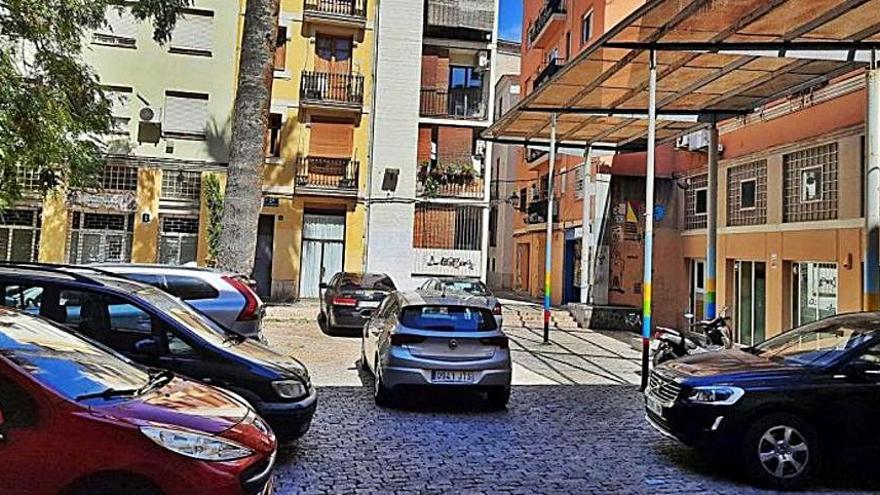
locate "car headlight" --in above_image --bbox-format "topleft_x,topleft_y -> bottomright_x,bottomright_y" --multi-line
686,386 -> 744,405
272,379 -> 308,399
140,426 -> 253,461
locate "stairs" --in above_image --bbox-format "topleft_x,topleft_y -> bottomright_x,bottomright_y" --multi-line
503,306 -> 582,330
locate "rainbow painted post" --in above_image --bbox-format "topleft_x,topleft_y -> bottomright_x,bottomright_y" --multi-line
705,121 -> 719,320
543,113 -> 557,345
640,51 -> 658,390
866,55 -> 880,311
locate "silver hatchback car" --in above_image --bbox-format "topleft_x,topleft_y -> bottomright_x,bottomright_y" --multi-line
361,291 -> 512,408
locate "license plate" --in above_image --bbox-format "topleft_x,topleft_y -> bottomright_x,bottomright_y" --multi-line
646,395 -> 663,418
359,301 -> 381,308
431,370 -> 475,383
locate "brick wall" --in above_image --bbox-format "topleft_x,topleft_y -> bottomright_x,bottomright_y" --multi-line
437,126 -> 473,162
413,206 -> 456,248
418,126 -> 433,163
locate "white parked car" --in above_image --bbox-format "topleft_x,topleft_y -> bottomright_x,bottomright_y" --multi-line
418,276 -> 503,328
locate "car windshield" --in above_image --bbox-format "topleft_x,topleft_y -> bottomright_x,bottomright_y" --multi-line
753,316 -> 880,367
0,310 -> 149,400
339,274 -> 395,291
441,280 -> 489,296
399,305 -> 497,332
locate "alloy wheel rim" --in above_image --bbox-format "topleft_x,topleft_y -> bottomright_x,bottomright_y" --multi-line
757,425 -> 809,479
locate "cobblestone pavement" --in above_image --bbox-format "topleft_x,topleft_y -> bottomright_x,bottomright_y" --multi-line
262,302 -> 878,495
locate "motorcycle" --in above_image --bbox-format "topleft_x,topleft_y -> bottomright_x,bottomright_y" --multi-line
651,308 -> 733,366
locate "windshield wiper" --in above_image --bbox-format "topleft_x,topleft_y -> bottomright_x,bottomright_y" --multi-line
139,369 -> 174,395
76,387 -> 140,402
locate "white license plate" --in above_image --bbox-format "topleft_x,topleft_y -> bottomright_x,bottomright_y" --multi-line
359,301 -> 381,308
646,395 -> 664,418
431,370 -> 475,383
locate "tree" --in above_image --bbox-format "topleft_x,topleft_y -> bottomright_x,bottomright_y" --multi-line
214,0 -> 280,276
0,0 -> 191,210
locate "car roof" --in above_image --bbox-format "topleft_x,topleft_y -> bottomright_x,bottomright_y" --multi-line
92,263 -> 227,275
0,263 -> 156,295
398,290 -> 490,308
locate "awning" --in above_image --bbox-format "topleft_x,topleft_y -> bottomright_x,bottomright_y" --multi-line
483,0 -> 880,148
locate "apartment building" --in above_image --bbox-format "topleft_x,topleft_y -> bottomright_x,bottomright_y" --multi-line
5,2 -> 240,276
261,0 -> 376,300
365,0 -> 501,289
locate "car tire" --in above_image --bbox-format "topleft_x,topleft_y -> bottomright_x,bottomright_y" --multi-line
741,412 -> 818,489
373,356 -> 393,407
68,474 -> 160,495
487,387 -> 510,410
359,339 -> 370,372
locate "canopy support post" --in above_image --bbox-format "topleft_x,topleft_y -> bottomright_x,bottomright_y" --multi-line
641,50 -> 658,391
544,113 -> 557,344
866,51 -> 880,311
580,144 -> 593,304
706,119 -> 719,320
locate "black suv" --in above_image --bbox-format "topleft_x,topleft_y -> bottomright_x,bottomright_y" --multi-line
646,312 -> 880,488
0,262 -> 316,441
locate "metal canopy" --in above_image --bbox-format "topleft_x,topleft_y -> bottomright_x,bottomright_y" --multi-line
482,0 -> 880,147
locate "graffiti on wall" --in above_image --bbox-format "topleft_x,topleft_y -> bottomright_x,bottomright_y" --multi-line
608,200 -> 643,296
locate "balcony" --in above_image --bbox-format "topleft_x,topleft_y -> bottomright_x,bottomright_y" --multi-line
534,57 -> 565,90
420,87 -> 486,120
528,0 -> 566,49
525,198 -> 559,224
303,0 -> 367,28
525,147 -> 548,164
300,71 -> 364,112
295,156 -> 359,196
417,160 -> 485,199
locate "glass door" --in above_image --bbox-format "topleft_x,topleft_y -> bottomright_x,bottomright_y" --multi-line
734,260 -> 766,346
792,262 -> 838,326
689,259 -> 706,321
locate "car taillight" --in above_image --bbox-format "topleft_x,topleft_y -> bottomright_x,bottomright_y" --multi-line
493,302 -> 503,315
480,336 -> 509,349
332,296 -> 358,307
390,334 -> 426,346
222,275 -> 260,321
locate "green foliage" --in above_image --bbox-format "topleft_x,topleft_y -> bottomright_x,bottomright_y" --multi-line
0,0 -> 191,210
417,160 -> 477,198
204,173 -> 225,267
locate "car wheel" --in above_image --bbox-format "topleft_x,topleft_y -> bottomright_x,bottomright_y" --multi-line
742,413 -> 817,489
487,387 -> 510,410
68,474 -> 160,495
373,355 -> 393,407
359,338 -> 370,371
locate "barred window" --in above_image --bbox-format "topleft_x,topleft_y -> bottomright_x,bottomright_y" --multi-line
685,173 -> 708,230
784,143 -> 838,223
727,160 -> 767,227
68,213 -> 134,264
101,164 -> 139,191
159,216 -> 199,265
413,204 -> 483,251
15,167 -> 42,193
0,209 -> 41,262
161,170 -> 202,201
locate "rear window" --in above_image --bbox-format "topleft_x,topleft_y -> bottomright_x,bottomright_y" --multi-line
339,274 -> 396,291
163,275 -> 219,301
442,280 -> 489,296
399,306 -> 497,332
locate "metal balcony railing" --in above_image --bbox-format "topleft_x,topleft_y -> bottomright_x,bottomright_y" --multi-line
303,0 -> 367,18
528,0 -> 566,46
300,71 -> 364,107
418,176 -> 485,199
534,57 -> 565,90
526,147 -> 548,163
295,157 -> 359,191
420,87 -> 486,119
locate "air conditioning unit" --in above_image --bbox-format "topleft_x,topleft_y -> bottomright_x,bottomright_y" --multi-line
676,129 -> 724,154
138,106 -> 162,144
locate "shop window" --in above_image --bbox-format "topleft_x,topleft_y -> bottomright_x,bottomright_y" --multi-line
792,262 -> 838,327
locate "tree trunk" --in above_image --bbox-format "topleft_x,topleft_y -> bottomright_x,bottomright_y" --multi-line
215,0 -> 280,276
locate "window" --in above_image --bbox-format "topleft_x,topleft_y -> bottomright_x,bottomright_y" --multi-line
800,166 -> 822,202
740,179 -> 757,209
169,9 -> 214,56
519,187 -> 527,211
106,86 -> 133,134
93,6 -> 138,47
158,216 -> 199,265
0,209 -> 41,262
412,205 -> 483,251
695,188 -> 708,215
266,113 -> 283,158
161,170 -> 201,201
315,35 -> 352,73
163,276 -> 219,301
792,262 -> 838,327
399,306 -> 497,332
783,143 -> 838,222
581,11 -> 594,46
68,212 -> 134,264
275,26 -> 288,70
164,91 -> 209,139
101,163 -> 139,191
575,165 -> 585,199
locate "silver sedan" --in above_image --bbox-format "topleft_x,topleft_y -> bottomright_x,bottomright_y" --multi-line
361,291 -> 512,408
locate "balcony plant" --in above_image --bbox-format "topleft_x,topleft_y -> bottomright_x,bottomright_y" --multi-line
418,160 -> 477,197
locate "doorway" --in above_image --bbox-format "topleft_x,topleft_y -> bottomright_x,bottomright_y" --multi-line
563,237 -> 582,304
516,243 -> 530,293
688,259 -> 706,322
253,215 -> 275,299
299,213 -> 345,299
734,260 -> 766,346
792,262 -> 838,327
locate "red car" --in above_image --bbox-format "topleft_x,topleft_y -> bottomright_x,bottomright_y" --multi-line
0,307 -> 277,495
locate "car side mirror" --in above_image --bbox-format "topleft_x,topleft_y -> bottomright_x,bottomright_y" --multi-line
319,282 -> 329,290
134,338 -> 160,356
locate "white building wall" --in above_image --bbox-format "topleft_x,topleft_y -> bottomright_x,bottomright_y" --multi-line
365,0 -> 426,289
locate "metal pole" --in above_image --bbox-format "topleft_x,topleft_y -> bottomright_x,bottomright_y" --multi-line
866,51 -> 880,311
580,144 -> 593,304
544,113 -> 557,344
640,51 -> 658,391
706,119 -> 719,320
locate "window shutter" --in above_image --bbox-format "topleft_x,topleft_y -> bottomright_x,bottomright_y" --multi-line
164,93 -> 209,136
308,121 -> 354,158
170,11 -> 214,54
275,26 -> 288,70
96,7 -> 139,41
